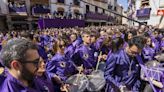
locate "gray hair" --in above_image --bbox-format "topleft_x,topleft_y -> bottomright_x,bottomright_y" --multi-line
0,38 -> 38,68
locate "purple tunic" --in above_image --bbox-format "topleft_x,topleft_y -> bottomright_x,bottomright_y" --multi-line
105,49 -> 141,92
0,73 -> 42,92
72,44 -> 96,70
142,45 -> 155,62
35,72 -> 54,92
47,53 -> 77,81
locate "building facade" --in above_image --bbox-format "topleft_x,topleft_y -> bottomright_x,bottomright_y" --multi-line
0,0 -> 123,30
132,0 -> 164,28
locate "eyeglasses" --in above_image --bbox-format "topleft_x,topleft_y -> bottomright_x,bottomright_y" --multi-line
129,48 -> 139,56
59,44 -> 66,48
21,57 -> 41,67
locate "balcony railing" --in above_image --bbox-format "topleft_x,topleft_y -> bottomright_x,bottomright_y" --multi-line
57,0 -> 65,4
136,8 -> 151,17
32,6 -> 50,15
8,6 -> 27,15
73,0 -> 80,6
85,12 -> 111,21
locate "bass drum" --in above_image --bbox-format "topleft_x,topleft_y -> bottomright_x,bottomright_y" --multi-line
87,70 -> 106,92
66,74 -> 88,92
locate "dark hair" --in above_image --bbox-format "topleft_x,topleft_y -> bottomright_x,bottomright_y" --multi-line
128,36 -> 145,50
53,36 -> 68,53
111,37 -> 124,53
0,38 -> 38,68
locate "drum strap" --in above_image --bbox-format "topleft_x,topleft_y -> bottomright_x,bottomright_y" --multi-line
136,55 -> 157,92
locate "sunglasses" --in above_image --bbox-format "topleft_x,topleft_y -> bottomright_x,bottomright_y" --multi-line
59,44 -> 66,48
21,57 -> 41,67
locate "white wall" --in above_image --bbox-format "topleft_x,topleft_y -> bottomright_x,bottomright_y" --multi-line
0,0 -> 8,14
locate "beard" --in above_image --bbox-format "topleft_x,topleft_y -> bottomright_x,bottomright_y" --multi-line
21,65 -> 37,86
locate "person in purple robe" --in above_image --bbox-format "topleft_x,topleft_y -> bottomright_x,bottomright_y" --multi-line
151,30 -> 160,54
35,57 -> 54,92
71,31 -> 97,74
142,37 -> 155,62
160,37 -> 164,53
105,36 -> 145,92
46,36 -> 77,91
0,38 -> 42,92
65,33 -> 78,59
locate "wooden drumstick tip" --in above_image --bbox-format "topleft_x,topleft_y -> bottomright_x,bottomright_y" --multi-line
96,51 -> 102,71
76,64 -> 83,83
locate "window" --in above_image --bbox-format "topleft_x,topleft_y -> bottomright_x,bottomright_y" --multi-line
159,0 -> 164,8
86,5 -> 90,12
141,0 -> 149,8
73,0 -> 80,6
103,9 -> 105,14
57,0 -> 64,4
95,6 -> 98,13
114,6 -> 117,11
108,5 -> 113,9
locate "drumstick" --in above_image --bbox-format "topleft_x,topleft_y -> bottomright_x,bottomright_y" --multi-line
96,52 -> 102,71
75,64 -> 83,83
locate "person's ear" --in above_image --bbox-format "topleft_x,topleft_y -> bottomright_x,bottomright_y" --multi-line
10,60 -> 21,70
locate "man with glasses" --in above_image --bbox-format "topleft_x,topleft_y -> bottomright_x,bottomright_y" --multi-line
105,36 -> 145,92
0,38 -> 42,92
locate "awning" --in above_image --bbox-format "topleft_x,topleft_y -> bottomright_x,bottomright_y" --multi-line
136,8 -> 151,17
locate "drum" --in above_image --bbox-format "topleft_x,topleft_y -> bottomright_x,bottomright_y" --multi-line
155,54 -> 164,62
141,60 -> 164,81
66,74 -> 88,92
87,70 -> 106,92
145,60 -> 160,67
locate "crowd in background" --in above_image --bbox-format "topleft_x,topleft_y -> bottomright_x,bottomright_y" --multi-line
0,25 -> 164,92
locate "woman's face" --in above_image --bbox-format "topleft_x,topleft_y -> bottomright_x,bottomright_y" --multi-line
91,36 -> 96,44
70,34 -> 77,42
58,40 -> 66,52
146,38 -> 151,45
37,57 -> 46,74
128,33 -> 132,40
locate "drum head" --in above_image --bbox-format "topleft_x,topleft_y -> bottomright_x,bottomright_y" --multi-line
155,54 -> 164,62
87,70 -> 106,91
145,60 -> 160,67
66,74 -> 88,92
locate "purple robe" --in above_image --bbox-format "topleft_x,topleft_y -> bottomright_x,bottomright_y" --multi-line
47,53 -> 77,81
35,72 -> 54,92
142,45 -> 155,62
105,49 -> 141,92
72,44 -> 96,71
0,73 -> 42,92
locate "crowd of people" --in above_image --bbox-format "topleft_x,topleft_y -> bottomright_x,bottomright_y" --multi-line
0,25 -> 164,92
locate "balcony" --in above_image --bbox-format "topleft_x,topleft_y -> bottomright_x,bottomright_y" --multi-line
85,12 -> 111,21
32,5 -> 50,16
73,0 -> 80,6
9,6 -> 27,16
136,8 -> 151,18
57,0 -> 65,4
